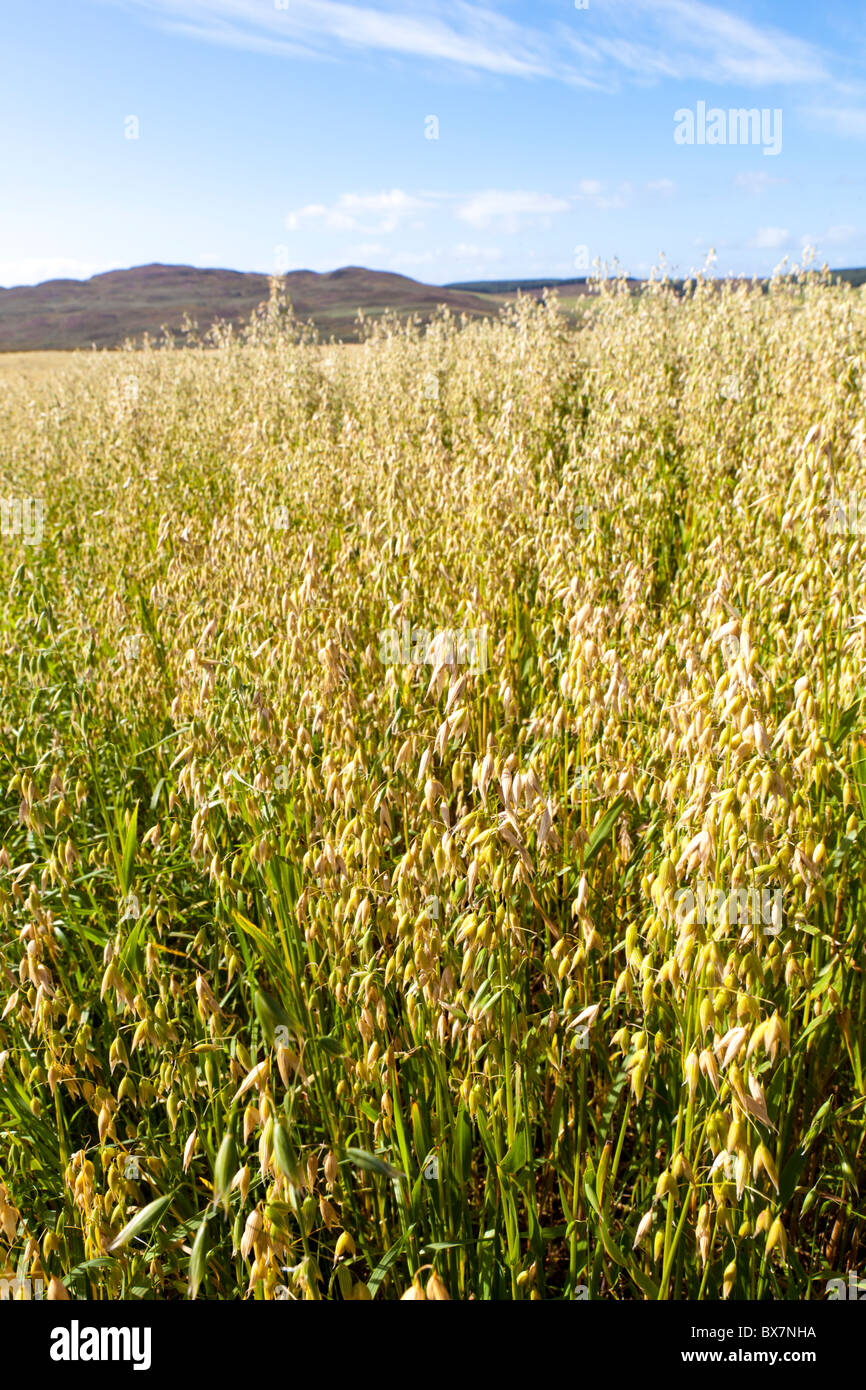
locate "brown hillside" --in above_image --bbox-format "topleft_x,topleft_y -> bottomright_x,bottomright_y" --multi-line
0,263 -> 495,350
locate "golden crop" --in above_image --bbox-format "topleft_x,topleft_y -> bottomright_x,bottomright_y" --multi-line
0,267 -> 863,1300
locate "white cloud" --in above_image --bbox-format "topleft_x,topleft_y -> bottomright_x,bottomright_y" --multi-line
105,0 -> 832,92
457,190 -> 571,232
582,0 -> 829,86
109,0 -> 565,80
734,171 -> 787,195
286,190 -> 431,235
0,258 -> 112,288
389,250 -> 439,267
823,224 -> 858,245
802,106 -> 866,138
286,203 -> 328,229
341,243 -> 503,274
346,242 -> 387,259
750,227 -> 790,249
452,243 -> 503,263
800,224 -> 859,249
576,180 -> 629,211
287,186 -> 577,240
575,178 -> 674,210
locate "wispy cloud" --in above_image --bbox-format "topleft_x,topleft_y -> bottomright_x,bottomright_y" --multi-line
801,223 -> 859,249
575,178 -> 675,211
802,105 -> 866,138
563,0 -> 830,86
290,181 -> 680,241
750,226 -> 790,249
456,190 -> 571,232
452,243 -> 503,263
746,223 -> 859,256
575,179 -> 628,212
286,190 -> 431,234
107,0 -> 568,80
347,241 -> 503,272
0,257 -> 114,288
389,250 -> 440,267
103,0 -> 834,91
734,171 -> 787,195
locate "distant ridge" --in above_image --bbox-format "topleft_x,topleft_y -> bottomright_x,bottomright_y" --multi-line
0,263 -> 494,351
446,277 -> 599,294
2,263 -> 864,352
447,268 -> 866,295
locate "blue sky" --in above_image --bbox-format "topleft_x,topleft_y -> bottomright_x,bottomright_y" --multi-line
1,0 -> 865,286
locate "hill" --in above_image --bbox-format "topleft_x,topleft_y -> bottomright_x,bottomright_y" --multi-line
3,263 -> 863,353
0,263 -> 495,351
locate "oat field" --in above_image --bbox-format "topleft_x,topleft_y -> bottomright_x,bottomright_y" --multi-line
0,271 -> 864,1302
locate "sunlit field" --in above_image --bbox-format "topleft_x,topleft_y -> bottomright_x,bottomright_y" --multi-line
0,352 -> 94,387
0,271 -> 864,1301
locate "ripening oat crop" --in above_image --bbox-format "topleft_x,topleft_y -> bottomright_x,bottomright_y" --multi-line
0,268 -> 864,1302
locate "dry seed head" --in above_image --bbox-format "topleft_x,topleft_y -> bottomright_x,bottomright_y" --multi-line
425,1270 -> 450,1300
401,1273 -> 427,1300
633,1208 -> 654,1249
241,1208 -> 263,1261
